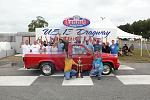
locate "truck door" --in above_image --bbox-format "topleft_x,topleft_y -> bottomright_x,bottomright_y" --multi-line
71,45 -> 93,70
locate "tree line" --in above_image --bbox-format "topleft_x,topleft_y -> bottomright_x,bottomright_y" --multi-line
118,18 -> 150,39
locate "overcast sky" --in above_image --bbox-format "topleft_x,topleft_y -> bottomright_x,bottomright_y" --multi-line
0,0 -> 149,32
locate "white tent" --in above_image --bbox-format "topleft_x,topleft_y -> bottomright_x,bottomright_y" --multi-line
117,28 -> 142,39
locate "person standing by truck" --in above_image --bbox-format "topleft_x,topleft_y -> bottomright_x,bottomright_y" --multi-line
57,39 -> 64,52
50,43 -> 58,54
21,40 -> 30,57
93,40 -> 102,53
105,42 -> 111,53
110,40 -> 119,56
30,41 -> 40,54
64,54 -> 78,80
85,40 -> 94,52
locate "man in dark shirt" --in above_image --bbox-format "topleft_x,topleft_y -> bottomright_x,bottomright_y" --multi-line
93,40 -> 102,52
43,41 -> 48,47
105,42 -> 111,53
122,44 -> 129,56
102,43 -> 106,53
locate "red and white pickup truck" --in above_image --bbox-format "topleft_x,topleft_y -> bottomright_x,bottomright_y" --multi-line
23,43 -> 120,76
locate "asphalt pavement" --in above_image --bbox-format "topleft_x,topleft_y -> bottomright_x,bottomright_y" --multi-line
0,62 -> 150,100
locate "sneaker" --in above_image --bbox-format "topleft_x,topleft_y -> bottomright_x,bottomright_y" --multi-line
98,77 -> 101,80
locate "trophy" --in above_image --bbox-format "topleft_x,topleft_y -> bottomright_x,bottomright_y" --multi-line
76,57 -> 83,78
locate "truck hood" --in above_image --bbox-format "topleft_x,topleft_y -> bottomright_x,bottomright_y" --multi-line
94,53 -> 118,58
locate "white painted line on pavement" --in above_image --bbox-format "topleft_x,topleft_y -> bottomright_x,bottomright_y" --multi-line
103,73 -> 115,76
51,73 -> 64,76
39,72 -> 64,77
62,76 -> 94,86
119,65 -> 135,70
18,68 -> 40,71
14,54 -> 22,57
116,75 -> 150,85
91,73 -> 115,77
0,76 -> 38,86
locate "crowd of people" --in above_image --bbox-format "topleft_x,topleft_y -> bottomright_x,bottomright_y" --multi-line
118,43 -> 134,56
21,35 -> 120,57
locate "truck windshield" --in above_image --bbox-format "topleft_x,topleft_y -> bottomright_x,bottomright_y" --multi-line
72,45 -> 87,55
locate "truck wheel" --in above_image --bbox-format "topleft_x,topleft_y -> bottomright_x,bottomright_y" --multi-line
102,63 -> 112,75
40,62 -> 55,76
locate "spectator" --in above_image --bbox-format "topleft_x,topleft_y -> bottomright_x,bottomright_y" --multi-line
57,39 -> 64,52
89,36 -> 93,44
37,39 -> 43,46
85,40 -> 94,52
40,43 -> 46,53
128,44 -> 134,56
30,41 -> 40,54
43,41 -> 47,47
129,44 -> 134,53
46,42 -> 51,53
105,42 -> 111,53
75,36 -> 81,44
122,44 -> 129,56
110,40 -> 119,55
62,39 -> 69,53
102,43 -> 106,53
50,43 -> 58,53
21,40 -> 30,57
93,40 -> 102,52
118,48 -> 123,56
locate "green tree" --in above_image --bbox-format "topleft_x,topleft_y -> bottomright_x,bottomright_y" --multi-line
118,18 -> 150,39
28,16 -> 48,32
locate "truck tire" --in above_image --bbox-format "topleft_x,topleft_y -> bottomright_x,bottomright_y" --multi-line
40,62 -> 55,76
102,63 -> 112,75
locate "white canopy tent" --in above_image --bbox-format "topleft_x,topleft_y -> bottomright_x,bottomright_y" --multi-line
117,28 -> 142,39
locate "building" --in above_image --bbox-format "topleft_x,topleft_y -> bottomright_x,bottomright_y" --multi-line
0,32 -> 35,55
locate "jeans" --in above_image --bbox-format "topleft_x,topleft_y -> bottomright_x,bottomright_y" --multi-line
64,70 -> 77,80
90,68 -> 103,77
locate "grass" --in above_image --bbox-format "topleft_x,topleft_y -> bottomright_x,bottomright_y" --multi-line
0,56 -> 22,62
0,56 -> 23,66
119,49 -> 150,63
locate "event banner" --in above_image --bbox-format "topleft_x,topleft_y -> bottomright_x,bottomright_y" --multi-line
35,15 -> 117,42
36,28 -> 116,40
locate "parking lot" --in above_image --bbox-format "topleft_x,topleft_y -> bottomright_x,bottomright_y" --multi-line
0,61 -> 150,100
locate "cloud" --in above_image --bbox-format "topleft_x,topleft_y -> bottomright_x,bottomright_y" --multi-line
0,0 -> 149,32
